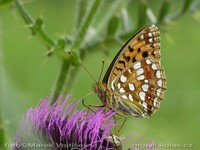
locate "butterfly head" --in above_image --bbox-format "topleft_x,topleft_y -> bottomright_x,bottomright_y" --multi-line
93,82 -> 106,100
93,82 -> 111,107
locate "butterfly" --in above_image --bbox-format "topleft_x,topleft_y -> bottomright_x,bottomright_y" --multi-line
93,25 -> 166,124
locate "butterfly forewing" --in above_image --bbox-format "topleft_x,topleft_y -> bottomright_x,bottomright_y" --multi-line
107,25 -> 165,117
103,25 -> 161,84
94,24 -> 166,118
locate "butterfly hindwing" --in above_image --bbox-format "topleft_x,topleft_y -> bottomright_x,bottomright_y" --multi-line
105,25 -> 166,117
113,58 -> 166,117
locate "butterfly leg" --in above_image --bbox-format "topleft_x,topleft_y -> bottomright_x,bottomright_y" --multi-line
112,115 -> 119,135
81,97 -> 98,113
115,112 -> 127,134
88,104 -> 104,113
82,100 -> 104,114
112,115 -> 116,134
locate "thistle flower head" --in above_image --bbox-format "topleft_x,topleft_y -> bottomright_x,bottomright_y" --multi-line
14,95 -> 122,150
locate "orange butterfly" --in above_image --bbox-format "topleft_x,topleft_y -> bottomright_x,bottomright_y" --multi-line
93,25 -> 166,131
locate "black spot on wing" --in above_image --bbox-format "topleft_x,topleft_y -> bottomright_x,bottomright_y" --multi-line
123,53 -> 130,62
118,60 -> 126,67
150,43 -> 155,48
132,56 -> 136,63
128,45 -> 134,52
151,51 -> 155,57
115,67 -> 123,71
142,51 -> 148,58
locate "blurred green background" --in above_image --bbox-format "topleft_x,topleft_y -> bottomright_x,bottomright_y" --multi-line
1,0 -> 200,149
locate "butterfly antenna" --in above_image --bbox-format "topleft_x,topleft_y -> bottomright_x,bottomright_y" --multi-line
68,51 -> 97,83
98,61 -> 105,82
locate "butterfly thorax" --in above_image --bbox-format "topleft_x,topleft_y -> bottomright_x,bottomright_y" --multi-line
93,82 -> 115,110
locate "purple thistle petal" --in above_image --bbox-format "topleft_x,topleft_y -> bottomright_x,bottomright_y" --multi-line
14,95 -> 119,150
14,95 -> 157,150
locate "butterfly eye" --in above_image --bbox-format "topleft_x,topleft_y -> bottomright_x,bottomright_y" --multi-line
99,85 -> 104,91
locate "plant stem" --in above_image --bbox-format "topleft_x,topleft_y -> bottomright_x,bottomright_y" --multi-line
52,60 -> 71,103
53,0 -> 104,102
15,0 -> 56,49
75,0 -> 89,30
70,0 -> 103,51
86,0 -> 128,42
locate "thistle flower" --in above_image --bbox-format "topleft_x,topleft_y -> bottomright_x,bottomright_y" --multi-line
14,95 -> 122,150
